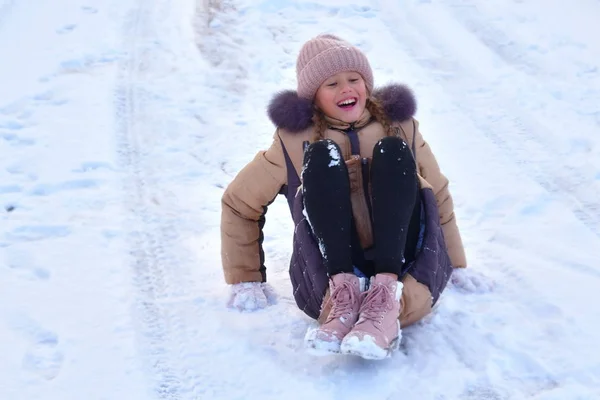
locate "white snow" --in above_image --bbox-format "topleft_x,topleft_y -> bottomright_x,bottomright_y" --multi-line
340,332 -> 396,361
2,0 -> 600,399
304,327 -> 344,357
327,141 -> 342,167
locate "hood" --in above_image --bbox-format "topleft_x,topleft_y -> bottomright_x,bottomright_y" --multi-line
267,83 -> 417,133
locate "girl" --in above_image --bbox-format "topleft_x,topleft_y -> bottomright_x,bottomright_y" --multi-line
221,34 -> 467,360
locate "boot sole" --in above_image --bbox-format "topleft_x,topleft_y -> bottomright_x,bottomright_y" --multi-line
305,343 -> 341,356
340,335 -> 389,360
305,339 -> 342,356
340,323 -> 402,360
304,328 -> 342,356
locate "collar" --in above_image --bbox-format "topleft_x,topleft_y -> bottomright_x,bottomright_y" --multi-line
323,108 -> 373,132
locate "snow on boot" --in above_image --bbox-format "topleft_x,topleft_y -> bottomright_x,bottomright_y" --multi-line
340,274 -> 403,360
305,273 -> 365,356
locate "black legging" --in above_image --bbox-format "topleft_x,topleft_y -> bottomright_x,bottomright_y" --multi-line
302,136 -> 420,277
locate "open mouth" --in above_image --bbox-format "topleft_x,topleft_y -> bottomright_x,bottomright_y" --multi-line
337,98 -> 357,109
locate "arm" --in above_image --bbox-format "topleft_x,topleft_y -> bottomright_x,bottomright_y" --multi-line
413,119 -> 467,268
221,132 -> 287,283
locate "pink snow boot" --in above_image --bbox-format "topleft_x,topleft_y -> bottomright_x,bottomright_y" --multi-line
304,273 -> 366,355
340,274 -> 403,360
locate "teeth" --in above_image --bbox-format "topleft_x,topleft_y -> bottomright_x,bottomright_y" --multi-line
338,99 -> 356,106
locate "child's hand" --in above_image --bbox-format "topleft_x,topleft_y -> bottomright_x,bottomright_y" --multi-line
227,282 -> 276,311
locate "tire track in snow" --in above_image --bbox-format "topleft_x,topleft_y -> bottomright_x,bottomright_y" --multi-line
442,0 -> 542,78
115,2 -> 203,399
443,0 -> 600,152
379,0 -> 600,328
379,0 -> 600,239
378,2 -> 600,395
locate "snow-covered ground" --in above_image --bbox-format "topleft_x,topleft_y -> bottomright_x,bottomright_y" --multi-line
2,0 -> 600,398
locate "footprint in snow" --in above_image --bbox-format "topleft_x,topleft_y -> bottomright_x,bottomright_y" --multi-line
72,161 -> 114,173
0,120 -> 25,130
0,184 -> 22,194
57,52 -> 120,75
0,97 -> 32,116
5,225 -> 71,242
81,6 -> 98,14
349,5 -> 376,17
31,91 -> 68,106
4,247 -> 51,281
22,337 -> 64,380
0,119 -> 35,146
56,24 -> 77,34
0,132 -> 35,146
10,315 -> 64,380
5,163 -> 37,180
29,179 -> 101,196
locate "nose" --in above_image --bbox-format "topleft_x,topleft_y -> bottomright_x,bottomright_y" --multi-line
339,81 -> 351,93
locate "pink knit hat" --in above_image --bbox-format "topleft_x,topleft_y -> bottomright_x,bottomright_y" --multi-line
296,34 -> 374,100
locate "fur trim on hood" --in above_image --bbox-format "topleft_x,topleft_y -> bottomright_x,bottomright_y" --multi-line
267,84 -> 417,133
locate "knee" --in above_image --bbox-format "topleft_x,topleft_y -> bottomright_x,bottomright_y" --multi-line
303,139 -> 343,166
306,138 -> 340,154
374,136 -> 410,156
372,136 -> 415,166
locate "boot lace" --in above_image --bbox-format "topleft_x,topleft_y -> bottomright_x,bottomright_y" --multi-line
358,283 -> 392,324
325,281 -> 357,323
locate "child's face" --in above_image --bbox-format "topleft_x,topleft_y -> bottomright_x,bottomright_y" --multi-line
314,71 -> 367,123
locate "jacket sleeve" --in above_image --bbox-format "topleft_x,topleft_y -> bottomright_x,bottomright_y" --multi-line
413,119 -> 467,268
221,132 -> 287,284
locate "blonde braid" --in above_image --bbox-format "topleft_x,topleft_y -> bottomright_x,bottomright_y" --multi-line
366,98 -> 394,137
311,110 -> 328,143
